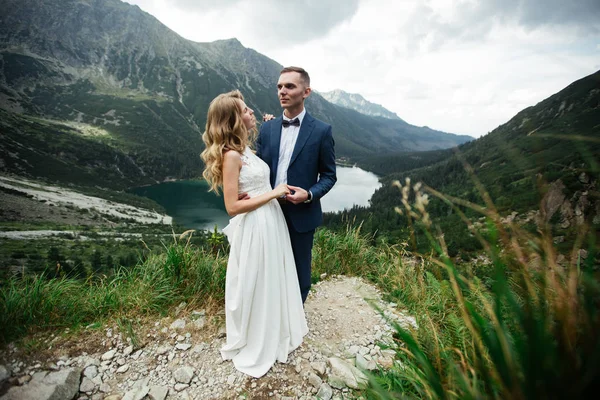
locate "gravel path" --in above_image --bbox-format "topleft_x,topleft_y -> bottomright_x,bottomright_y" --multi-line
0,276 -> 417,400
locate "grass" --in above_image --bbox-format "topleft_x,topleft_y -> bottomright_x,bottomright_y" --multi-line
0,232 -> 227,344
1,185 -> 598,399
362,177 -> 600,399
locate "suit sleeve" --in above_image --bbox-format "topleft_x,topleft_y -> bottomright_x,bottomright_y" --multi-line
310,125 -> 337,200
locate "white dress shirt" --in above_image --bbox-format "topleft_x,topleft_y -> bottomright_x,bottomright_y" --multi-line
274,108 -> 306,187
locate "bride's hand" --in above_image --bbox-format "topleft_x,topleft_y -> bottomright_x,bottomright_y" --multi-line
262,113 -> 275,122
273,183 -> 290,198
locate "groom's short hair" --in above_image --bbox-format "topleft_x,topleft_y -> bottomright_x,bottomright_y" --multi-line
280,66 -> 310,88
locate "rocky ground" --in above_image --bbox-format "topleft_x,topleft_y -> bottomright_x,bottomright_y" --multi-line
0,276 -> 417,400
0,175 -> 171,226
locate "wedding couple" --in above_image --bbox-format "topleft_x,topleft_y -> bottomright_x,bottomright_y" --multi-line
201,66 -> 337,378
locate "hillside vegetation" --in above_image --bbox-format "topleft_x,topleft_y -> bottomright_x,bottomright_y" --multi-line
327,70 -> 600,256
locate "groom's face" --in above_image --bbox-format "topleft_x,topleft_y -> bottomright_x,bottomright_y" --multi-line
277,72 -> 310,112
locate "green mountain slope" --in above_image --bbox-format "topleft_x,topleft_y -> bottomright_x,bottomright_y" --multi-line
326,70 -> 600,254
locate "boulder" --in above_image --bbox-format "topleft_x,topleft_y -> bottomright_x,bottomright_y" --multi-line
1,368 -> 81,400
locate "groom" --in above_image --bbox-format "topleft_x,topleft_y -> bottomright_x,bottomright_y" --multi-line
256,66 -> 337,303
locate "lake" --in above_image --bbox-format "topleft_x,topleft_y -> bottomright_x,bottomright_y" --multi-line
131,166 -> 380,231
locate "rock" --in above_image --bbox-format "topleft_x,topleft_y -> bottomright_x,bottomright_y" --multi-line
0,365 -> 11,382
80,376 -> 96,393
99,382 -> 112,393
1,368 -> 81,400
327,374 -> 346,390
377,356 -> 394,369
123,345 -> 134,356
17,374 -> 32,385
170,319 -> 186,330
156,345 -> 170,356
173,366 -> 195,384
101,349 -> 117,361
356,353 -> 377,371
307,371 -> 322,388
175,343 -> 192,351
316,383 -> 333,400
122,385 -> 149,400
327,357 -> 368,389
83,365 -> 99,379
148,385 -> 168,400
116,364 -> 130,373
104,396 -> 122,400
193,317 -> 206,330
310,361 -> 327,376
174,383 -> 189,392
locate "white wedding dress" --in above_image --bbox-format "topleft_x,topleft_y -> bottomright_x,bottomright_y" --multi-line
220,146 -> 308,378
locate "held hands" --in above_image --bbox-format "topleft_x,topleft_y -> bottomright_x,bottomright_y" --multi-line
273,183 -> 291,199
286,185 -> 309,205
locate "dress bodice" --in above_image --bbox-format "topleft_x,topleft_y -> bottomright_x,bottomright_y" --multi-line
238,147 -> 272,197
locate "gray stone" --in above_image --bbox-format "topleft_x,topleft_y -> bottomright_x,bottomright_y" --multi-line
175,343 -> 192,351
316,383 -> 333,400
156,346 -> 170,356
101,349 -> 117,361
1,368 -> 81,400
227,374 -> 236,385
173,366 -> 194,384
122,385 -> 149,400
169,319 -> 186,330
356,353 -> 377,371
83,365 -> 99,379
148,385 -> 168,400
116,364 -> 130,374
174,383 -> 189,392
307,371 -> 322,388
123,345 -> 134,356
80,376 -> 96,393
327,374 -> 346,390
310,361 -> 327,376
99,382 -> 112,393
327,357 -> 368,389
193,317 -> 206,330
0,365 -> 10,383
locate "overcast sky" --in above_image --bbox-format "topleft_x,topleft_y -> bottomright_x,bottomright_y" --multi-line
124,0 -> 600,137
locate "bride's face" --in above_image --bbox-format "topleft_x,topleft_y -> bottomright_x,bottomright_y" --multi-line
238,100 -> 256,132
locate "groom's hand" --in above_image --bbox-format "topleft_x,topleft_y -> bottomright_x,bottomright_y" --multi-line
286,185 -> 308,205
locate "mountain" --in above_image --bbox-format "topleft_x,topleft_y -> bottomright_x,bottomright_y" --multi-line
319,89 -> 402,120
0,0 -> 471,189
326,70 -> 600,254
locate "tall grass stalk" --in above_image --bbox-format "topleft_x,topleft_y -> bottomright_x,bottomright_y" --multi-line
366,176 -> 599,399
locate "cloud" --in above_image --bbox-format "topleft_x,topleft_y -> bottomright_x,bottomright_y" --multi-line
402,0 -> 600,52
143,0 -> 360,47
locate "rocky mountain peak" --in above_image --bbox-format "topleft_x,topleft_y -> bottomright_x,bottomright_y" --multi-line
319,88 -> 403,121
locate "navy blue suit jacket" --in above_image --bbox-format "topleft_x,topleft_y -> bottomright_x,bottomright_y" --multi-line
256,112 -> 337,233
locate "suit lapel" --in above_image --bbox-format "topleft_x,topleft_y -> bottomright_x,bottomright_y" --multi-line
289,113 -> 315,167
270,117 -> 283,187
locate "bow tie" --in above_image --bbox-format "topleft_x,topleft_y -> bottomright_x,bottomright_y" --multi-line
282,118 -> 300,128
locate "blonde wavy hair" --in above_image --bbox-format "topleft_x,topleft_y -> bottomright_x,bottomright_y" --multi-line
201,90 -> 256,194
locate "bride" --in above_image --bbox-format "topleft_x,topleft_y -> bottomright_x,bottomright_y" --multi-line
200,90 -> 308,378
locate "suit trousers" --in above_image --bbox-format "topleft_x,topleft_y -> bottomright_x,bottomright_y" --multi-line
281,208 -> 315,303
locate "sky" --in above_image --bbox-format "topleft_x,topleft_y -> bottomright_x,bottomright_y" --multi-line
124,0 -> 600,137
